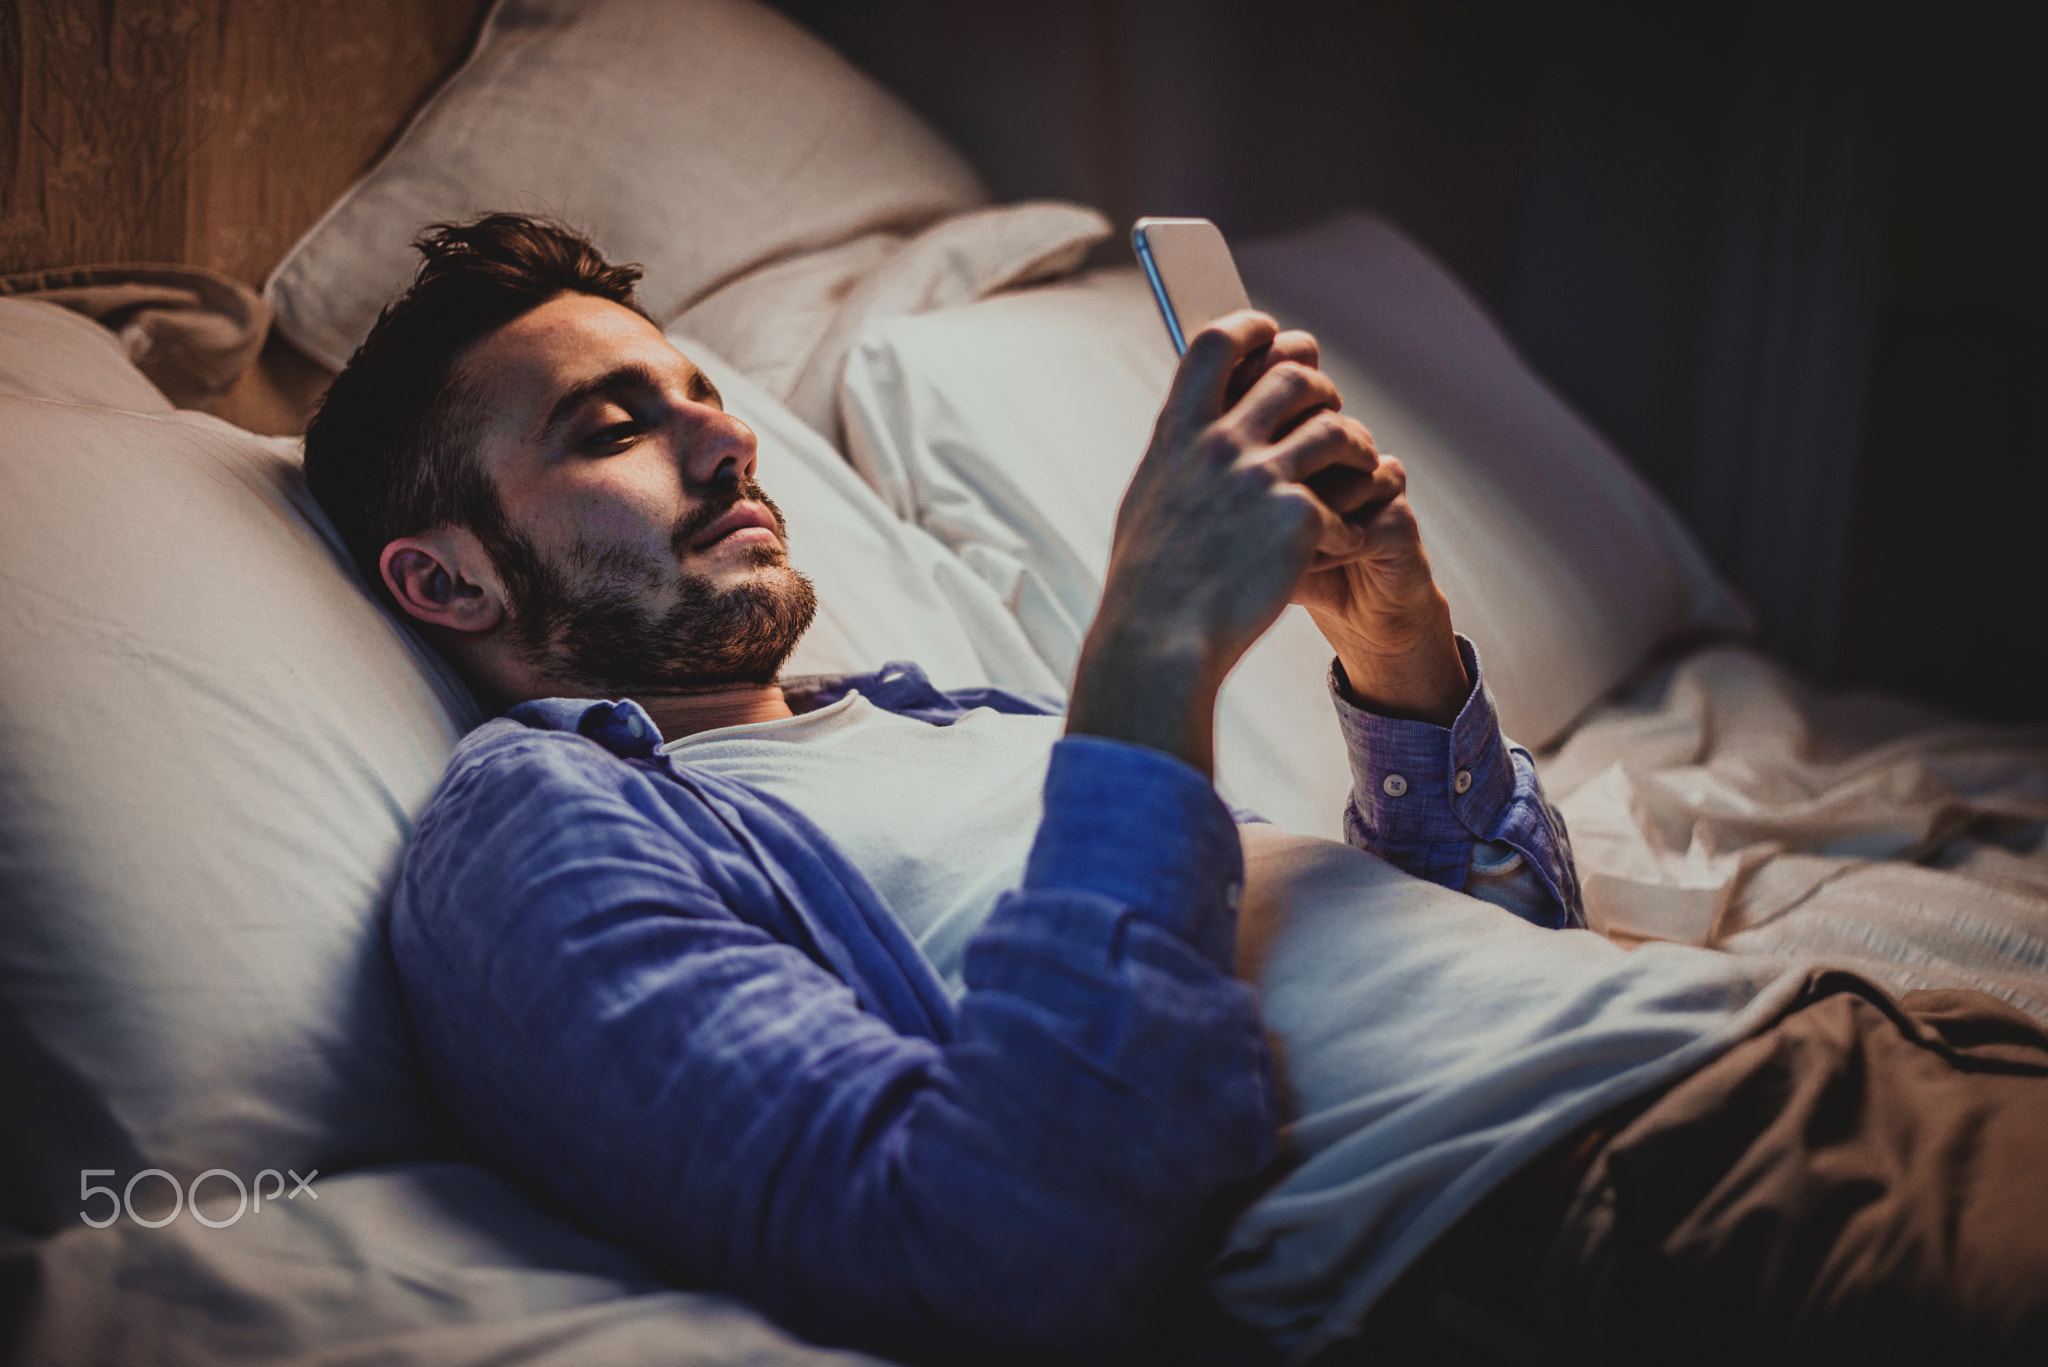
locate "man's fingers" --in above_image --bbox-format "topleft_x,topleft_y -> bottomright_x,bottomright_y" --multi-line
1265,412 -> 1395,496
1270,329 -> 1320,372
1166,310 -> 1281,430
1284,483 -> 1368,563
1268,420 -> 1408,567
1229,362 -> 1344,443
1225,329 -> 1322,404
1306,465 -> 1386,517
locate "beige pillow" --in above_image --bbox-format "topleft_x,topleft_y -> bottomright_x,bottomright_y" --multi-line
0,394 -> 478,1231
1237,214 -> 1751,745
264,0 -> 989,371
679,200 -> 1110,440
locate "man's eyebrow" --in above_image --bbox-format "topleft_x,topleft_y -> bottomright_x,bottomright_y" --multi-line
536,357 -> 717,447
536,363 -> 662,447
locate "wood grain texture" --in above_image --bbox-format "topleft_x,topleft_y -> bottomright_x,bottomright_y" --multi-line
1,0 -> 489,287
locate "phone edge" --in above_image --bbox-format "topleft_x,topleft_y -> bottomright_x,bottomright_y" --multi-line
1130,225 -> 1189,357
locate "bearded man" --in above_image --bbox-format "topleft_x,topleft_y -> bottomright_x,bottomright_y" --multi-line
304,214 -> 2048,1366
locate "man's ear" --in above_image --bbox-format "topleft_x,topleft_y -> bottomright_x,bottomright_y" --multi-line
379,528 -> 505,636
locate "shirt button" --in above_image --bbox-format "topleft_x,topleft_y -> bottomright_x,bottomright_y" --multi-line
1455,769 -> 1473,794
623,713 -> 646,739
1382,773 -> 1409,798
1223,881 -> 1242,911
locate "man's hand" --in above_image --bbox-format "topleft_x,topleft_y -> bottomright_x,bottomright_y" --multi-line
1066,311 -> 1396,774
1286,408 -> 1471,729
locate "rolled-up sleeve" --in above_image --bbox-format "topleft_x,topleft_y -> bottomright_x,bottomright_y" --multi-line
1330,635 -> 1584,929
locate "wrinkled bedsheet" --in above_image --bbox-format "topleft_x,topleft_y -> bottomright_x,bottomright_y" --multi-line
1541,645 -> 2048,1022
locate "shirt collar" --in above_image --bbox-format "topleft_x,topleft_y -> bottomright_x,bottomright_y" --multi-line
502,661 -> 951,760
504,696 -> 666,758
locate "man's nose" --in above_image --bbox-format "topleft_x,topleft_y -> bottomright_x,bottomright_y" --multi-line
678,405 -> 757,489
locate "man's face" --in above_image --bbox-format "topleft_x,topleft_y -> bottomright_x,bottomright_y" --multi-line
454,292 -> 815,695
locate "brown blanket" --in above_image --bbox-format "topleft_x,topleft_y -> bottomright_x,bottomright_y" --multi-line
1349,971 -> 2048,1365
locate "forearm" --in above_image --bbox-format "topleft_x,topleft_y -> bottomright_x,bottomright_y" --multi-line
1064,615 -> 1222,777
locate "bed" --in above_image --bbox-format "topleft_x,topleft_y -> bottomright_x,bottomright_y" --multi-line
4,2 -> 2045,1363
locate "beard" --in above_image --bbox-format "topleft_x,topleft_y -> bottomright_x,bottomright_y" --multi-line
480,476 -> 818,697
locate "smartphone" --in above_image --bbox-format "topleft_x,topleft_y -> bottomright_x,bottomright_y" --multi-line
1132,217 -> 1251,355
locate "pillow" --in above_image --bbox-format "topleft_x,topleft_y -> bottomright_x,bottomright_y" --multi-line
0,307 -> 1052,1234
0,396 -> 477,1233
1235,213 -> 1751,740
265,0 -> 990,372
678,201 -> 1111,441
0,298 -> 176,413
840,213 -> 1752,759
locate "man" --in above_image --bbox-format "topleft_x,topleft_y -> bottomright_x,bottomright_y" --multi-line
305,215 -> 2047,1365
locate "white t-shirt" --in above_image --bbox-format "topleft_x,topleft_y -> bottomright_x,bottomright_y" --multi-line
664,691 -> 1065,994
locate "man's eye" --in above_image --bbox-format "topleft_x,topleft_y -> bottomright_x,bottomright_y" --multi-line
582,421 -> 641,451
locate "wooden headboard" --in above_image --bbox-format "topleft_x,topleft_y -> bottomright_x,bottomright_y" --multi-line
1,0 -> 490,428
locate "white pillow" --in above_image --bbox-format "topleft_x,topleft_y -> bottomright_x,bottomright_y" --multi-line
1236,213 -> 1751,744
0,264 -> 272,411
264,0 -> 989,372
840,213 -> 1752,756
0,307 -> 1052,1234
0,396 -> 477,1232
0,298 -> 175,412
676,201 -> 1110,439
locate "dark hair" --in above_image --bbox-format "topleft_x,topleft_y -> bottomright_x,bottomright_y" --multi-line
302,213 -> 649,606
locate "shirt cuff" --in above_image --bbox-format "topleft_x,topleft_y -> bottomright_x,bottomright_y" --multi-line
1024,735 -> 1245,969
1330,635 -> 1515,878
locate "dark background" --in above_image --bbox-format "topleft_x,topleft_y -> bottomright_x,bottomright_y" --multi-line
771,0 -> 2046,723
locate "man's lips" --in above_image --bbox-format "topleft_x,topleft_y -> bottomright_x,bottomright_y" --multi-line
689,501 -> 780,552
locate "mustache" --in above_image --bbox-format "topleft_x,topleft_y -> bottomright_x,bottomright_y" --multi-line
668,475 -> 786,558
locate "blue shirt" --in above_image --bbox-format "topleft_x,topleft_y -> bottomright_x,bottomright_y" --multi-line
388,638 -> 1578,1361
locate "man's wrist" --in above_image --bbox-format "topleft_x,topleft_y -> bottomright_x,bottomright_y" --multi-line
1065,619 -> 1220,777
1325,599 -> 1470,727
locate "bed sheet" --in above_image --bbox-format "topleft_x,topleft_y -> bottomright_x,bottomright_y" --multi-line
11,1163 -> 893,1367
1542,645 -> 2048,1021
